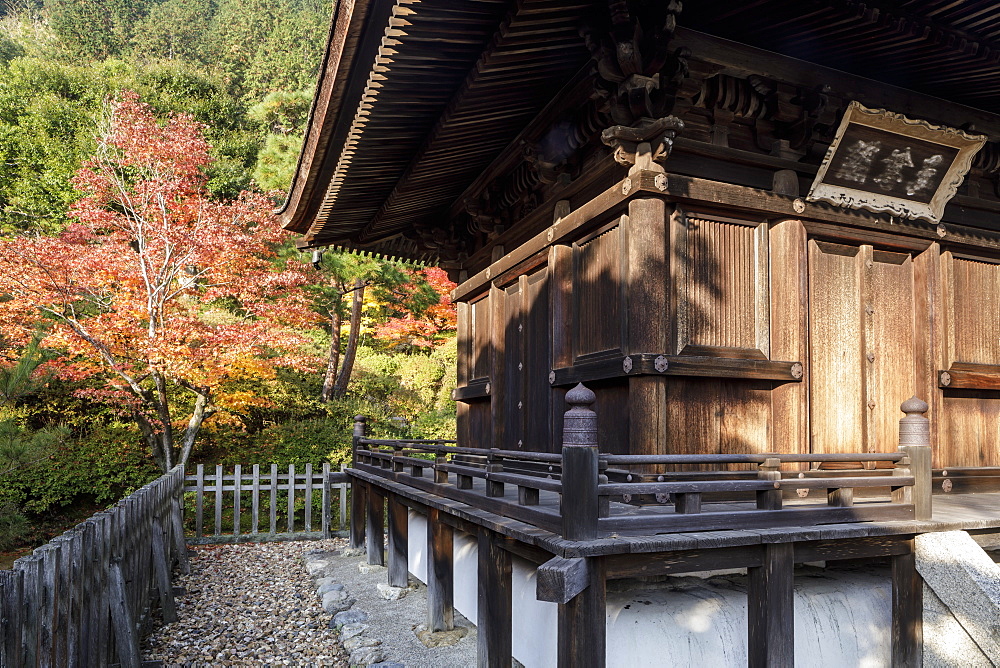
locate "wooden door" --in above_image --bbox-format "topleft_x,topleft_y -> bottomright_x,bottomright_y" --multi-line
808,240 -> 916,455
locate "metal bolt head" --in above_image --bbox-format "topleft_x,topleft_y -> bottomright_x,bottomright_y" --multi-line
792,198 -> 806,214
942,478 -> 953,493
937,224 -> 947,238
654,355 -> 668,373
790,362 -> 803,379
548,370 -> 556,384
654,173 -> 667,192
622,177 -> 632,195
622,356 -> 633,373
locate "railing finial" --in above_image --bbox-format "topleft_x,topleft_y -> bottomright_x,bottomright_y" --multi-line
899,396 -> 930,447
563,383 -> 597,448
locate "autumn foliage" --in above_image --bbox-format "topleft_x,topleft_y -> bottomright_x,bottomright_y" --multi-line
374,267 -> 457,348
0,92 -> 320,471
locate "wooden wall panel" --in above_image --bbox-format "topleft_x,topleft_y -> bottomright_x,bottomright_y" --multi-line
500,283 -> 521,450
672,214 -> 768,356
940,394 -> 1000,467
574,227 -> 623,359
809,241 -> 864,454
663,378 -> 771,462
868,251 -> 915,453
471,296 -> 491,380
951,257 -> 1000,365
523,270 -> 551,452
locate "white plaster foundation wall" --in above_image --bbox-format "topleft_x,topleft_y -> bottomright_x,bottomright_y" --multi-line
407,511 -> 893,667
407,510 -> 558,667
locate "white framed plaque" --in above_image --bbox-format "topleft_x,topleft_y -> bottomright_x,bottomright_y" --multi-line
807,101 -> 986,223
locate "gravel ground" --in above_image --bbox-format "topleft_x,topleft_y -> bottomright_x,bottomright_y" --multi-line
144,539 -> 351,667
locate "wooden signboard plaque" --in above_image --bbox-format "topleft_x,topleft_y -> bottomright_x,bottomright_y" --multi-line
807,101 -> 985,223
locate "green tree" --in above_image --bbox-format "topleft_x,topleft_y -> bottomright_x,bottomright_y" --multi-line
44,0 -> 152,59
0,336 -> 68,550
130,0 -> 215,64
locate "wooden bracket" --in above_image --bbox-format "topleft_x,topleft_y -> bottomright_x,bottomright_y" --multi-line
550,354 -> 803,386
938,363 -> 1000,390
537,556 -> 591,604
452,377 -> 491,402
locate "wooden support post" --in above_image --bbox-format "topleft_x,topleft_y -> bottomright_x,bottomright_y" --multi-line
898,397 -> 932,520
350,479 -> 367,551
477,529 -> 512,668
322,462 -> 332,539
340,464 -> 348,531
367,485 -> 386,566
827,487 -> 854,507
674,492 -> 702,514
434,454 -> 448,484
233,463 -> 242,537
150,518 -> 177,623
557,557 -> 605,668
252,463 -> 261,535
561,384 -> 600,540
747,543 -> 794,668
486,450 -> 504,497
214,464 -> 223,537
427,507 -> 454,632
756,457 -> 783,510
195,463 -> 204,539
287,463 -> 296,533
388,494 -> 408,587
891,543 -> 922,667
304,463 -> 313,532
518,486 -> 539,506
108,558 -> 140,668
270,464 -> 278,535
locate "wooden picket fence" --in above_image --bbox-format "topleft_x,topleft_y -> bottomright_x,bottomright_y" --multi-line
184,463 -> 350,543
0,465 -> 187,668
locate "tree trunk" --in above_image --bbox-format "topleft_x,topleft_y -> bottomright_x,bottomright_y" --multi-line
320,304 -> 342,402
177,391 -> 212,469
134,410 -> 172,472
331,277 -> 365,399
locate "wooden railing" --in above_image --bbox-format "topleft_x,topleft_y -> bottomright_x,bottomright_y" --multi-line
183,463 -> 349,543
350,389 -> 933,540
0,466 -> 187,668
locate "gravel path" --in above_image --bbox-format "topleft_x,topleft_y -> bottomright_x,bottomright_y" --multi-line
144,539 -> 351,667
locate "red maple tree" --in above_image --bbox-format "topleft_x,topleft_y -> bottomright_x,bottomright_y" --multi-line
0,92 -> 319,471
374,267 -> 457,349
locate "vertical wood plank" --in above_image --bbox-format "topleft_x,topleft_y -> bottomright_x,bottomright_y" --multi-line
195,463 -> 204,538
233,464 -> 242,538
214,464 -> 223,537
252,464 -> 260,535
171,495 -> 189,575
892,544 -> 922,667
150,518 -> 177,624
456,300 -> 471,446
769,219 -> 809,455
426,507 -> 454,632
287,464 -> 296,533
67,530 -> 83,666
747,543 -> 794,668
96,514 -> 110,667
366,485 -> 385,566
35,543 -> 58,667
305,463 -> 313,532
340,464 -> 348,531
557,557 -> 605,668
322,462 -> 331,538
270,464 -> 278,535
15,553 -> 42,667
108,559 -> 140,668
387,493 -> 408,587
913,244 -> 942,463
0,569 -> 24,668
477,529 -> 512,668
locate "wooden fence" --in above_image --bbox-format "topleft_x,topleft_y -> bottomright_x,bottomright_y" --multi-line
0,465 -> 187,668
184,463 -> 349,543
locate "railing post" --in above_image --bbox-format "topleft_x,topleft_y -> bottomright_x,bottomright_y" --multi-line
561,383 -> 599,540
897,396 -> 932,520
756,457 -> 782,510
350,417 -> 368,551
352,415 -> 367,467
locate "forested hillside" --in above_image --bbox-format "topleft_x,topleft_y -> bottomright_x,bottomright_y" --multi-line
0,0 -> 458,557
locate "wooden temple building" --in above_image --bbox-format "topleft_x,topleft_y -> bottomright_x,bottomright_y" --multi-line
281,1 -> 1000,666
